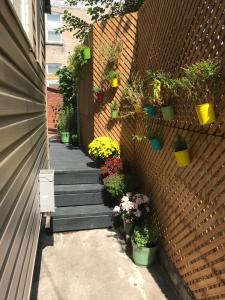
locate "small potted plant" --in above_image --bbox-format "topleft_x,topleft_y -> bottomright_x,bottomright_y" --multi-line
147,70 -> 177,121
100,41 -> 123,65
132,222 -> 160,267
147,126 -> 162,151
122,74 -> 144,113
110,100 -> 120,119
103,69 -> 120,88
174,135 -> 190,167
103,174 -> 126,201
83,46 -> 91,60
57,105 -> 74,144
94,86 -> 104,102
181,59 -> 220,125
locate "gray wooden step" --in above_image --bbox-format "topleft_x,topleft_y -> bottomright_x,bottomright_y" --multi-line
55,184 -> 105,207
54,169 -> 100,185
51,205 -> 113,232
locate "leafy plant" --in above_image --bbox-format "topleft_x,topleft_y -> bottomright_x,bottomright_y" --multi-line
110,100 -> 119,111
71,133 -> 78,145
133,224 -> 160,248
103,174 -> 126,198
56,66 -> 74,106
59,0 -> 145,41
174,135 -> 187,152
58,104 -> 75,132
88,136 -> 120,159
103,69 -> 120,81
94,86 -> 103,93
122,74 -> 145,109
100,41 -> 123,64
101,157 -> 124,177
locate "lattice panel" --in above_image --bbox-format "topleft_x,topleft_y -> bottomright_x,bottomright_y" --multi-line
136,0 -> 225,299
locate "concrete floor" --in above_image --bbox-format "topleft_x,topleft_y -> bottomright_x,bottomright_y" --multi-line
31,229 -> 181,300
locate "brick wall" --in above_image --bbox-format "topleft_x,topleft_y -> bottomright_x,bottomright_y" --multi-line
47,87 -> 63,133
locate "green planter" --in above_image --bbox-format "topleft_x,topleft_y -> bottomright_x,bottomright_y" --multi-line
161,105 -> 175,121
83,47 -> 91,60
132,239 -> 158,266
111,110 -> 119,119
60,131 -> 70,144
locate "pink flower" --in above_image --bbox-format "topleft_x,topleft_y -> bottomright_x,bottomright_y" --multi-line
135,197 -> 144,205
143,195 -> 150,203
126,192 -> 133,197
121,196 -> 129,203
135,209 -> 142,218
113,206 -> 120,213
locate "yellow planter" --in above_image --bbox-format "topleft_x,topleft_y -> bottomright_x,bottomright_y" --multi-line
134,104 -> 142,113
174,149 -> 190,167
111,78 -> 118,88
195,103 -> 216,125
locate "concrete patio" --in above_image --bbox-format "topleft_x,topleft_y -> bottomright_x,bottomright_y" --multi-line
31,229 -> 180,300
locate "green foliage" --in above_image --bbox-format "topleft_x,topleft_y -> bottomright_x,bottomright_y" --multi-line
100,41 -> 123,64
133,224 -> 160,248
122,74 -> 144,108
58,104 -> 76,132
69,45 -> 89,91
110,100 -> 119,110
103,174 -> 126,198
59,0 -> 145,41
56,66 -> 74,106
94,86 -> 103,93
103,69 -> 120,81
174,135 -> 187,152
132,135 -> 147,142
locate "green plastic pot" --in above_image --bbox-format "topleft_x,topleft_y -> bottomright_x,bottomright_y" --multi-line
60,131 -> 70,144
132,239 -> 158,266
161,105 -> 175,121
83,47 -> 91,60
111,110 -> 119,119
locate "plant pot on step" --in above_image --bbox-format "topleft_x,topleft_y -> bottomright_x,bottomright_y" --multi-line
111,109 -> 119,120
150,138 -> 162,151
195,102 -> 216,125
132,239 -> 158,267
60,131 -> 70,144
174,149 -> 190,167
161,105 -> 175,121
111,78 -> 119,88
83,47 -> 91,60
144,104 -> 156,117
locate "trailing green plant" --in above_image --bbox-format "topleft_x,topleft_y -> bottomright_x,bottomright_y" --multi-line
56,66 -> 74,106
103,69 -> 120,82
174,135 -> 187,152
59,0 -> 145,41
58,104 -> 75,132
94,86 -> 103,93
133,223 -> 161,248
103,174 -> 126,198
68,45 -> 89,91
100,41 -> 123,64
122,74 -> 145,109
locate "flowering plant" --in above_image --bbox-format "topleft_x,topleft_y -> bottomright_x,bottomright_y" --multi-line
101,157 -> 124,177
113,193 -> 150,224
88,136 -> 120,160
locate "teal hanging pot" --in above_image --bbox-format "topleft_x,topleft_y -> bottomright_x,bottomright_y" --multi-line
150,138 -> 162,151
144,104 -> 156,117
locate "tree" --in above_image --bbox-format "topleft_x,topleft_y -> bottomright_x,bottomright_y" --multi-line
56,66 -> 74,106
59,0 -> 145,41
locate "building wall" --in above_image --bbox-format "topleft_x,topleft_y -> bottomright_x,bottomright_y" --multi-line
47,87 -> 63,133
0,1 -> 48,299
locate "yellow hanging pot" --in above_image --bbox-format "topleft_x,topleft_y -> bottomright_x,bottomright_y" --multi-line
111,78 -> 118,88
174,149 -> 190,167
195,102 -> 216,125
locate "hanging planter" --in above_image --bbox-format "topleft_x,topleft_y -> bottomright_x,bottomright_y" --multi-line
174,136 -> 190,167
103,69 -> 120,88
134,103 -> 143,113
111,109 -> 119,119
83,47 -> 91,60
195,102 -> 216,125
60,131 -> 70,144
94,87 -> 104,103
150,138 -> 162,151
144,104 -> 156,117
161,105 -> 175,121
111,78 -> 119,88
110,100 -> 120,120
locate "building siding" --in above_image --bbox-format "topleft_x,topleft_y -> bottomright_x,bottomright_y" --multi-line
0,1 -> 48,299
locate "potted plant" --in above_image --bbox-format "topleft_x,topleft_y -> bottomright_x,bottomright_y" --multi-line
101,157 -> 124,178
103,69 -> 120,88
94,86 -> 104,102
88,136 -> 120,165
174,135 -> 190,167
57,105 -> 74,144
147,70 -> 177,121
83,46 -> 91,60
147,126 -> 162,151
181,59 -> 220,125
110,100 -> 120,119
122,74 -> 145,114
103,174 -> 126,200
132,223 -> 160,267
144,104 -> 156,118
100,41 -> 123,64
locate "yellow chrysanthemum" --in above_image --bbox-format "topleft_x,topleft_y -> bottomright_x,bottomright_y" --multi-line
88,136 -> 120,159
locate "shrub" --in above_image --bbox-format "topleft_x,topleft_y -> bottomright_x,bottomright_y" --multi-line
101,157 -> 124,177
103,174 -> 125,198
58,105 -> 75,132
133,225 -> 160,248
88,136 -> 120,160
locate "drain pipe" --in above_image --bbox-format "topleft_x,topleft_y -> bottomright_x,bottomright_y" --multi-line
76,88 -> 81,148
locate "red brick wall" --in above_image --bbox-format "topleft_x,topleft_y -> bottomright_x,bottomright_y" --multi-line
47,87 -> 63,133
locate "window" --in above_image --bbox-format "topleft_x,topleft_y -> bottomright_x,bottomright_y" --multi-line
47,80 -> 59,87
45,13 -> 62,44
47,64 -> 62,74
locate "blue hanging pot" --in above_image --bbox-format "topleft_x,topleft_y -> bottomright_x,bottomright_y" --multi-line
150,138 -> 162,151
144,104 -> 156,117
